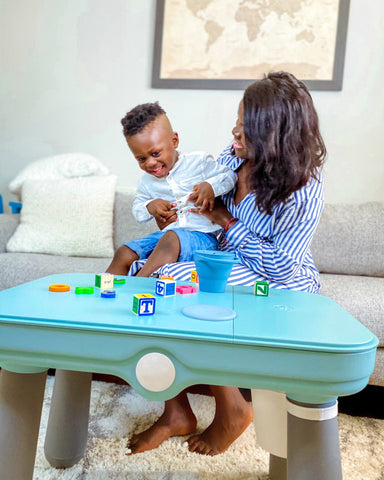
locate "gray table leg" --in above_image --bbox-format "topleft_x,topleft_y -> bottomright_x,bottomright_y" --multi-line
269,453 -> 287,480
287,398 -> 342,480
251,389 -> 287,480
0,368 -> 47,480
44,370 -> 92,468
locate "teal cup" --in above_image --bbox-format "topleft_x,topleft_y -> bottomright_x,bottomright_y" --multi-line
194,250 -> 239,293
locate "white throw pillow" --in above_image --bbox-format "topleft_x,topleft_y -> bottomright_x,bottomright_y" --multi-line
8,153 -> 110,195
7,176 -> 117,258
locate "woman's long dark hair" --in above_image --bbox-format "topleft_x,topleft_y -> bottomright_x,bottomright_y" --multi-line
243,71 -> 326,215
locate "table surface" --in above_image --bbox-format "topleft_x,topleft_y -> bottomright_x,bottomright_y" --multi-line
0,273 -> 379,403
0,273 -> 377,353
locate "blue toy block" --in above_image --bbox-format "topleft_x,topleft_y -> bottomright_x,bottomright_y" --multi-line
132,294 -> 156,316
155,279 -> 176,297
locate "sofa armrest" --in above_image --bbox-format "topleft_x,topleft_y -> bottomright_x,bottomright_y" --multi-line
0,214 -> 19,252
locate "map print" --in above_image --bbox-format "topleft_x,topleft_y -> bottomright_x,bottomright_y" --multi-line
160,0 -> 340,81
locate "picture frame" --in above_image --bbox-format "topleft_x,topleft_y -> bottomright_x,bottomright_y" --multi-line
152,0 -> 350,91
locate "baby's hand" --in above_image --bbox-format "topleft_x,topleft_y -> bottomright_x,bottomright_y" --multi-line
188,182 -> 215,212
147,199 -> 177,228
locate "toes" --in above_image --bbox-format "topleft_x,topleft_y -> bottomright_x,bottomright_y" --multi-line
128,436 -> 138,447
187,438 -> 211,455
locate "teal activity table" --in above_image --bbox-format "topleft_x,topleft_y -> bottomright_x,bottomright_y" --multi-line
0,273 -> 378,480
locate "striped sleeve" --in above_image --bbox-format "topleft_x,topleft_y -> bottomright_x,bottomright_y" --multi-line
223,177 -> 324,285
216,145 -> 244,171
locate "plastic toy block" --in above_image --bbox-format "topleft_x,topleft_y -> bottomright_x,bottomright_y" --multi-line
156,279 -> 176,297
101,289 -> 116,298
160,275 -> 174,281
254,280 -> 269,296
95,273 -> 114,289
75,286 -> 94,294
132,294 -> 156,316
190,270 -> 199,283
114,278 -> 126,285
176,285 -> 197,294
49,284 -> 70,292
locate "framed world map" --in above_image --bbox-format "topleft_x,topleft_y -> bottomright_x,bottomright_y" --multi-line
152,0 -> 350,90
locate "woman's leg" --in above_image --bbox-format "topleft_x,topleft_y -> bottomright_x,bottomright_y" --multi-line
136,231 -> 180,277
187,386 -> 254,455
106,245 -> 139,275
127,391 -> 197,455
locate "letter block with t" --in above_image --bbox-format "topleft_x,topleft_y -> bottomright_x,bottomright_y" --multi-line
132,294 -> 156,316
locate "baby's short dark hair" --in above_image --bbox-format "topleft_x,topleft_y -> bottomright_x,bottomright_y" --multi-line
121,102 -> 166,137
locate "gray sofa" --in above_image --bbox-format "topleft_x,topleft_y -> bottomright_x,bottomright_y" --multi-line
0,193 -> 383,386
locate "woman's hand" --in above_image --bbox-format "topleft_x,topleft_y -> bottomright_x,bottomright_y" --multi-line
189,197 -> 233,228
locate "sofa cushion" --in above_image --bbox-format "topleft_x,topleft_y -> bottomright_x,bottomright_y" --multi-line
312,202 -> 384,276
6,176 -> 116,258
320,273 -> 384,347
8,152 -> 110,195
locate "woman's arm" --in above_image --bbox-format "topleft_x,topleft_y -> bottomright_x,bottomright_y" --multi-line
196,181 -> 323,284
223,193 -> 324,283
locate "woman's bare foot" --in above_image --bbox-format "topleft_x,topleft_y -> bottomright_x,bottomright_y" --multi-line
187,386 -> 254,455
126,393 -> 197,455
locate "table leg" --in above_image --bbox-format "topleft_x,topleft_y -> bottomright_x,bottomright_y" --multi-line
0,368 -> 47,480
286,398 -> 342,480
44,370 -> 92,468
251,390 -> 287,480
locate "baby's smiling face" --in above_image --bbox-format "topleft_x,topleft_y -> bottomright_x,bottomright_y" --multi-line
127,114 -> 179,178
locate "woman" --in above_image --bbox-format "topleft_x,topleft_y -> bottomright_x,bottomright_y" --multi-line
127,71 -> 326,456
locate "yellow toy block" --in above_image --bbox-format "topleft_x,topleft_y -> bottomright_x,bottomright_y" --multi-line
190,270 -> 199,283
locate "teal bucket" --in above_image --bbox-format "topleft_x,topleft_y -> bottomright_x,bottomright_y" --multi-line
194,250 -> 239,293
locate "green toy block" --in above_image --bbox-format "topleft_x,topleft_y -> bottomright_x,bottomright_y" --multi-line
254,280 -> 269,296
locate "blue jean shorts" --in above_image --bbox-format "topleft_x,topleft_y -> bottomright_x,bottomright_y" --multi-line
125,228 -> 218,262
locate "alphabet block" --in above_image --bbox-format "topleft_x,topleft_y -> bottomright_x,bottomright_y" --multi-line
132,294 -> 156,316
95,273 -> 114,289
190,270 -> 199,283
254,280 -> 269,296
156,279 -> 176,297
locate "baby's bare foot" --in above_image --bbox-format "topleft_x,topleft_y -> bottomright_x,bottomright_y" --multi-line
126,396 -> 197,455
187,400 -> 254,455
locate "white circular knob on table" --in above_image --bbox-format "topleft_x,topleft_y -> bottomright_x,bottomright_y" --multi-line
135,352 -> 176,392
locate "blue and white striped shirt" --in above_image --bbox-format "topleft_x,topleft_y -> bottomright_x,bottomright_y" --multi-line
129,145 -> 324,293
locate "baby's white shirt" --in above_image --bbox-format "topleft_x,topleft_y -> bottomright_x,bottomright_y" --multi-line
132,151 -> 237,232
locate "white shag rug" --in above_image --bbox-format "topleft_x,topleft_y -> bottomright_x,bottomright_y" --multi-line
33,377 -> 384,480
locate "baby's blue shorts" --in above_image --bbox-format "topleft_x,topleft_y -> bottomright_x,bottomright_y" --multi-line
125,228 -> 218,262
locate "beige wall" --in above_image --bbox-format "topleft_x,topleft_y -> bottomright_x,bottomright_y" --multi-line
1,0 -> 383,211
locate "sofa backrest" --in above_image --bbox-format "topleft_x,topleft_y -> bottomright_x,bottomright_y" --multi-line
115,194 -> 384,277
113,192 -> 156,251
311,202 -> 384,277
